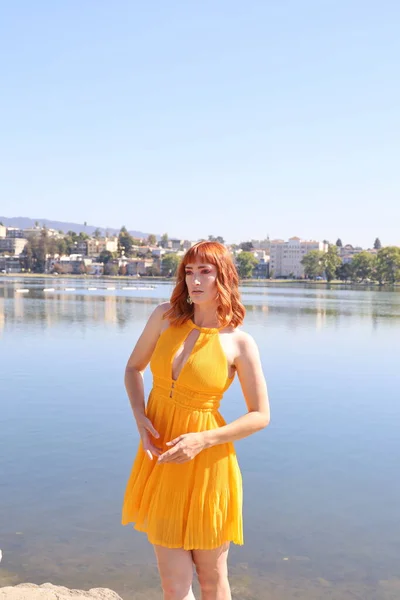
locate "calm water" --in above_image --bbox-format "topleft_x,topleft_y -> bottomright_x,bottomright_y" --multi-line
1,278 -> 400,599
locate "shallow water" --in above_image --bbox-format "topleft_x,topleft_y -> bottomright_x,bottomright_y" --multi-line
1,277 -> 400,599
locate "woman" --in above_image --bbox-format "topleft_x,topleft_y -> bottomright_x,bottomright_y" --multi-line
122,241 -> 270,600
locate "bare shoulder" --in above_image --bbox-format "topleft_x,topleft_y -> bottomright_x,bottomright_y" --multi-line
228,328 -> 260,359
151,302 -> 172,332
153,301 -> 171,318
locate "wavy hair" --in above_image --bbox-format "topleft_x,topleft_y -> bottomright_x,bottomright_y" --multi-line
164,241 -> 245,328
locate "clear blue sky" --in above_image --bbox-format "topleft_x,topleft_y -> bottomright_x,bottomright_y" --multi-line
1,1 -> 399,247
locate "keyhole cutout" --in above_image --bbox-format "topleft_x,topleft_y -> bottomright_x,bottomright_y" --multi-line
171,329 -> 201,381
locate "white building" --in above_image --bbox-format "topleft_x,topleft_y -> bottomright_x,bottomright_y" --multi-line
270,237 -> 328,278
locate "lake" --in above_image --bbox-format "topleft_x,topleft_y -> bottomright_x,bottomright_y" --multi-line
1,277 -> 400,599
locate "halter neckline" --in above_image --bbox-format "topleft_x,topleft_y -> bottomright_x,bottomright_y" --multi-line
187,318 -> 224,334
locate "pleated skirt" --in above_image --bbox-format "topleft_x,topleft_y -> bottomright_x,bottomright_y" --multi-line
121,384 -> 243,550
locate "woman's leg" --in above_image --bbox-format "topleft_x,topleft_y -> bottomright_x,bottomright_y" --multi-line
192,543 -> 231,600
154,545 -> 196,600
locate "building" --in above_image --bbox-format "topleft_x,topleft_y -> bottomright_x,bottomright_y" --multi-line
0,256 -> 22,273
0,237 -> 28,256
126,258 -> 154,276
270,237 -> 328,278
339,244 -> 365,264
5,227 -> 26,238
0,225 -> 6,238
169,239 -> 183,250
252,257 -> 270,279
86,237 -> 118,257
251,238 -> 271,251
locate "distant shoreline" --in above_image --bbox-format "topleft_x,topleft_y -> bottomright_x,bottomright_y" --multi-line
1,273 -> 399,287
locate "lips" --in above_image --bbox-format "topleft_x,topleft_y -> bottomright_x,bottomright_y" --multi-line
191,290 -> 203,294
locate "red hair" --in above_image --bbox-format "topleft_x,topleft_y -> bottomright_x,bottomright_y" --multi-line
164,241 -> 245,328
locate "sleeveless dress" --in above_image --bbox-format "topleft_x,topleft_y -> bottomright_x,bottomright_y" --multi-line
121,318 -> 243,550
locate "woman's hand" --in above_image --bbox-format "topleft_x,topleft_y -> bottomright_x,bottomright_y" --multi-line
136,415 -> 161,460
158,432 -> 206,464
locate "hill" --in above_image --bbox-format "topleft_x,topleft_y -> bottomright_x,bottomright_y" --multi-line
0,216 -> 150,239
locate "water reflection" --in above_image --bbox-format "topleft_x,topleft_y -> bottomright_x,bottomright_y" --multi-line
1,279 -> 400,599
1,279 -> 399,335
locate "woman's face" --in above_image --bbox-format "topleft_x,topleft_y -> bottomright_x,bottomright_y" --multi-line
184,260 -> 218,305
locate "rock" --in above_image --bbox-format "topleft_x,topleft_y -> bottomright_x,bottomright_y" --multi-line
0,583 -> 123,600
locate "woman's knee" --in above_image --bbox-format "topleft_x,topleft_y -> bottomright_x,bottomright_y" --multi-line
193,544 -> 230,597
154,545 -> 194,600
196,564 -> 229,594
160,574 -> 193,599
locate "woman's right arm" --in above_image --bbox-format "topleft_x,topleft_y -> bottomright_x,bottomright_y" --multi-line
124,302 -> 170,458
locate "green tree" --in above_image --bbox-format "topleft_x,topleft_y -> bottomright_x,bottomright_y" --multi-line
147,234 -> 157,245
93,228 -> 102,240
374,237 -> 382,250
336,262 -> 353,282
351,251 -> 376,282
99,250 -> 114,264
240,241 -> 253,252
301,250 -> 325,279
236,252 -> 258,279
162,253 -> 180,276
148,264 -> 161,276
20,240 -> 34,271
118,226 -> 135,257
336,238 -> 343,247
376,247 -> 400,284
323,245 -> 342,282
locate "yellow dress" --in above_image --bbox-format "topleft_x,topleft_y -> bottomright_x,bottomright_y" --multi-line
121,318 -> 243,550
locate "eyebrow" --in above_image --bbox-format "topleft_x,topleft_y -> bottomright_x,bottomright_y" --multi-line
185,264 -> 211,269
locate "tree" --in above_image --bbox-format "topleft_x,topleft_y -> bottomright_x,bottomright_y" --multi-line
147,234 -> 157,246
336,238 -> 343,247
351,251 -> 376,282
323,245 -> 342,282
336,262 -> 353,282
147,264 -> 161,276
301,250 -> 325,279
93,228 -> 102,240
104,263 -> 118,276
118,227 -> 135,257
240,241 -> 253,252
374,237 -> 382,250
376,247 -> 400,284
52,263 -> 65,274
208,235 -> 225,244
99,250 -> 114,264
161,253 -> 180,276
236,252 -> 258,279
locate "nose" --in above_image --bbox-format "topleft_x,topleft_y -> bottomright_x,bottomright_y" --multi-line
193,274 -> 201,285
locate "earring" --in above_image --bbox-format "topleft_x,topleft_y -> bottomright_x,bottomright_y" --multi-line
187,295 -> 193,305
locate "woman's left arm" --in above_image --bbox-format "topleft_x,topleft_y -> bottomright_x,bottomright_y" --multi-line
203,332 -> 270,448
158,333 -> 270,463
